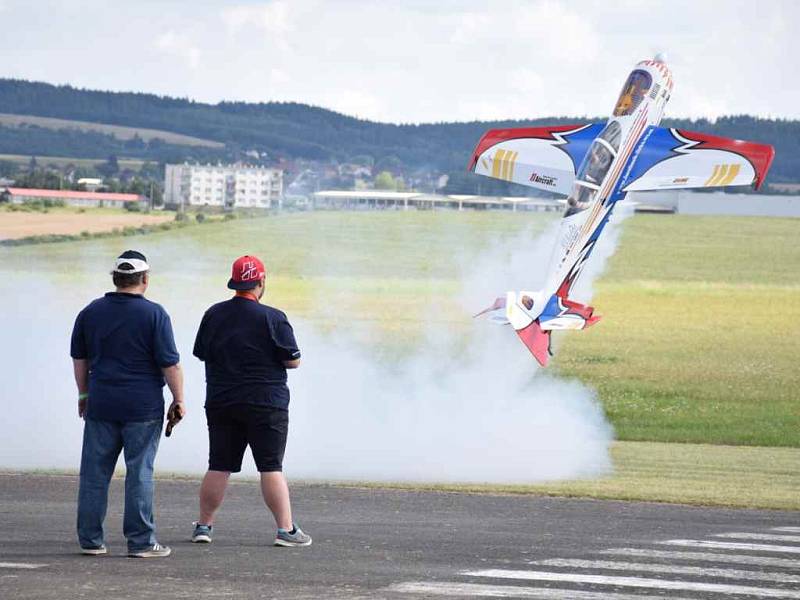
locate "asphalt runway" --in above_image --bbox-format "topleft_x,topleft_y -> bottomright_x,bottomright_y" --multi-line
1,473 -> 799,599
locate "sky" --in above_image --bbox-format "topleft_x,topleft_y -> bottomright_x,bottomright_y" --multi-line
0,0 -> 797,123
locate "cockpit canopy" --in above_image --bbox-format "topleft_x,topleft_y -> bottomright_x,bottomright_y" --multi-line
613,69 -> 652,116
564,121 -> 622,218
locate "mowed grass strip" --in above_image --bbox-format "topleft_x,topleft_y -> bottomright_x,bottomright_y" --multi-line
11,441 -> 799,510
361,441 -> 800,511
557,214 -> 800,447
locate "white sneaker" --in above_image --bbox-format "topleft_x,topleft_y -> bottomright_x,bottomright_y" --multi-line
274,525 -> 312,547
128,543 -> 172,558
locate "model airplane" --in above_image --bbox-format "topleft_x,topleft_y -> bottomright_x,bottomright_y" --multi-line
470,54 -> 775,366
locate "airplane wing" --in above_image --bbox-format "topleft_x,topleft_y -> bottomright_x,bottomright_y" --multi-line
620,126 -> 775,192
467,123 -> 603,196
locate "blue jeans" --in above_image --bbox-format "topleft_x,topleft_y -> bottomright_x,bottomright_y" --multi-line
77,418 -> 162,552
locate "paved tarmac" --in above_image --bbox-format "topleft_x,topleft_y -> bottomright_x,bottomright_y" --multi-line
0,473 -> 798,599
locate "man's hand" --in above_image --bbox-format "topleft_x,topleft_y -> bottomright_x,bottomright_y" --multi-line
161,363 -> 185,437
78,396 -> 88,418
73,359 -> 89,419
165,400 -> 186,437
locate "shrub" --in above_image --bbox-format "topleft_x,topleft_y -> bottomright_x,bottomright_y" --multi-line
174,211 -> 188,222
195,213 -> 206,223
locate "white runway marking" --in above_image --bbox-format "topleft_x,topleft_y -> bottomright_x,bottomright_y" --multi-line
0,562 -> 47,569
389,582 -> 697,599
534,558 -> 800,584
600,547 -> 800,569
774,527 -> 800,533
462,569 -> 800,598
662,539 -> 800,554
716,532 -> 800,543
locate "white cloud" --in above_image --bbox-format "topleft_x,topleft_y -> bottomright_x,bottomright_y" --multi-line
322,89 -> 384,121
448,12 -> 491,44
0,0 -> 797,122
222,2 -> 294,52
155,30 -> 201,70
223,2 -> 293,34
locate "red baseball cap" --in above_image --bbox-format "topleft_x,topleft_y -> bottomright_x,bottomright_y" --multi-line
227,255 -> 266,290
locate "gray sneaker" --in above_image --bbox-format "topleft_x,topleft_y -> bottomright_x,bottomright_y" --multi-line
274,524 -> 312,547
128,543 -> 172,558
80,544 -> 107,556
192,522 -> 213,543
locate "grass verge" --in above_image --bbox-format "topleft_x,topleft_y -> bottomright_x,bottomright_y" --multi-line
5,442 -> 797,510
352,441 -> 800,511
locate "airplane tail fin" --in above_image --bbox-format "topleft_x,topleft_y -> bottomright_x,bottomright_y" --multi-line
516,320 -> 552,367
473,290 -> 600,366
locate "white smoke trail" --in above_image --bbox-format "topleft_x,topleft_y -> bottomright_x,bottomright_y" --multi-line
0,207 -> 631,484
282,206 -> 633,484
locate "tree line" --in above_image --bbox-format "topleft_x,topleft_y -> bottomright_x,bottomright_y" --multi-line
0,79 -> 797,182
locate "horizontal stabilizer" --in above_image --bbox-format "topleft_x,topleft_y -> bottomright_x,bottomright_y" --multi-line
559,297 -> 602,328
473,296 -> 506,318
516,320 -> 552,367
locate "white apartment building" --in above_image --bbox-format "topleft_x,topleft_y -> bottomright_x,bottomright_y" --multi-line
164,163 -> 283,209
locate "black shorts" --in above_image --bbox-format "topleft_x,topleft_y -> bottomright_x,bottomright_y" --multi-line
206,404 -> 288,473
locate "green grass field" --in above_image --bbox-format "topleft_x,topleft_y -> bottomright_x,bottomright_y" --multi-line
355,441 -> 800,510
6,211 -> 798,448
557,216 -> 800,447
2,211 -> 798,507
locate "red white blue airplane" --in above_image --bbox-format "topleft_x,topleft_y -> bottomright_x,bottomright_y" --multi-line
470,54 -> 775,366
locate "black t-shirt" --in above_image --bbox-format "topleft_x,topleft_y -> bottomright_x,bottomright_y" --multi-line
70,292 -> 180,422
193,297 -> 300,409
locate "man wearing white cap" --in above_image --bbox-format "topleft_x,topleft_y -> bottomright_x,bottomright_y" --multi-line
70,250 -> 185,558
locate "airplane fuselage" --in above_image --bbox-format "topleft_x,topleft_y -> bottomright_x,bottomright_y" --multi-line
539,58 -> 674,320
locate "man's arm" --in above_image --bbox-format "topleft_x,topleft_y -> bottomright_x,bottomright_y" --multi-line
271,311 -> 301,369
162,364 -> 186,419
73,358 -> 89,418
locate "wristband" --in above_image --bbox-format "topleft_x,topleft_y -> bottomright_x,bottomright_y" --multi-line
78,392 -> 89,400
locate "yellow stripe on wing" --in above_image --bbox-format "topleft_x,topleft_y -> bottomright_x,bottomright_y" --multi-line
704,164 -> 721,186
504,151 -> 519,181
706,164 -> 740,187
720,163 -> 741,185
492,149 -> 506,178
711,164 -> 730,186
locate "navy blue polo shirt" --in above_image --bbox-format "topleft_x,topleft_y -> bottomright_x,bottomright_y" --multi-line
193,296 -> 300,410
70,292 -> 180,422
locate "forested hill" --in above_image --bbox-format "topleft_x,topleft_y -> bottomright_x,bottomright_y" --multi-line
0,79 -> 798,181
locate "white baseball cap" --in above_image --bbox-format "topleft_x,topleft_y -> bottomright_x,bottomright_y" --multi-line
113,250 -> 150,273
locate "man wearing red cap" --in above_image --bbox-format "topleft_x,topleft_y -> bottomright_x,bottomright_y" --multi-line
191,255 -> 311,547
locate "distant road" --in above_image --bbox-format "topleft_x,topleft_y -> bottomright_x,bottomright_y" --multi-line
1,473 -> 797,599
